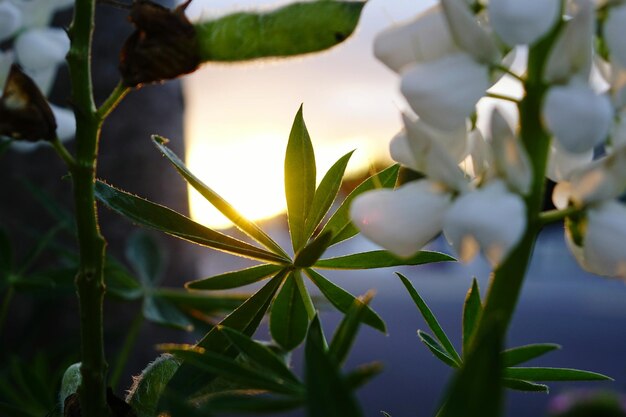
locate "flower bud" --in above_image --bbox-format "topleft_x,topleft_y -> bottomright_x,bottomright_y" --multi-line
543,81 -> 613,154
373,5 -> 458,73
443,180 -> 526,266
0,64 -> 57,142
350,180 -> 452,257
401,52 -> 490,131
488,0 -> 560,46
546,145 -> 594,182
567,144 -> 626,205
120,0 -> 201,87
14,28 -> 69,71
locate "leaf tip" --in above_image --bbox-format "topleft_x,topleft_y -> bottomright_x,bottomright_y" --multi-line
152,134 -> 170,145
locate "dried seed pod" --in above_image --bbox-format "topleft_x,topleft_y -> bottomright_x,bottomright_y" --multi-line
0,64 -> 57,141
119,0 -> 200,88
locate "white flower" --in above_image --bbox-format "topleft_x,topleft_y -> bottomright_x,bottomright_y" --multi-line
51,104 -> 76,142
9,0 -> 73,28
350,180 -> 452,257
488,0 -> 560,46
401,52 -> 491,131
440,0 -> 500,64
390,115 -> 469,192
443,180 -> 526,266
566,200 -> 626,279
543,80 -> 613,154
544,0 -> 594,83
0,50 -> 13,88
14,28 -> 69,71
546,145 -> 594,182
489,108 -> 532,194
604,3 -> 626,69
373,5 -> 458,73
0,1 -> 21,43
460,128 -> 492,179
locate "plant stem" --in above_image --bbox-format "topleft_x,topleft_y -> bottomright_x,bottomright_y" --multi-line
485,92 -> 520,104
294,270 -> 316,320
539,206 -> 580,226
51,137 -> 77,167
110,311 -> 144,391
67,0 -> 111,415
97,81 -> 130,121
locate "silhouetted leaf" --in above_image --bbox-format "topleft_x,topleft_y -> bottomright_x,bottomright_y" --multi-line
126,230 -> 165,287
503,367 -> 612,381
501,344 -> 560,367
144,296 -> 192,331
418,330 -> 459,368
186,264 -> 282,290
294,232 -> 332,267
502,378 -> 549,393
462,278 -> 482,357
315,250 -> 454,269
329,292 -> 374,365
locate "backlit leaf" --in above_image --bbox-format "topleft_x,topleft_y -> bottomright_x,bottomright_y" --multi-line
315,250 -> 454,269
270,273 -> 309,351
186,264 -> 282,290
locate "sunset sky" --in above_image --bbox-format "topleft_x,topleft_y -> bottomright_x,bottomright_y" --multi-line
183,0 -> 436,228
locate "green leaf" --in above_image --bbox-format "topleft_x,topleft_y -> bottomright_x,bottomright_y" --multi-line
397,273 -> 461,365
95,181 -> 288,264
127,354 -> 180,417
143,296 -> 193,331
502,378 -> 549,393
319,164 -> 400,246
168,348 -> 303,396
219,326 -> 299,384
462,278 -> 482,357
186,264 -> 283,290
304,151 -> 354,240
195,1 -> 366,62
438,317 -> 503,417
345,362 -> 383,390
315,250 -> 454,269
305,268 -> 386,333
204,394 -> 303,413
126,230 -> 165,287
21,179 -> 75,232
329,291 -> 373,365
501,343 -> 560,367
160,270 -> 286,406
503,367 -> 613,382
294,231 -> 333,268
152,136 -> 288,259
17,224 -> 64,275
305,316 -> 363,417
104,258 -> 143,301
153,288 -> 245,313
417,330 -> 459,368
285,106 -> 316,252
270,273 -> 309,351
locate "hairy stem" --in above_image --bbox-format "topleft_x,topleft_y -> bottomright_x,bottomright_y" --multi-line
67,0 -> 111,414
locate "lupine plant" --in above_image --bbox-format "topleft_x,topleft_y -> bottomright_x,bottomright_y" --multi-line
1,0 -> 626,416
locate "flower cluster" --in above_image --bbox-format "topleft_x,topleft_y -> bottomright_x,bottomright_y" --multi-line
350,0 -> 626,278
0,0 -> 75,149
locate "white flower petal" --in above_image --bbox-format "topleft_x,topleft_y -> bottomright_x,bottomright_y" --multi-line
605,4 -> 626,69
567,201 -> 626,279
50,104 -> 75,142
489,107 -> 532,194
443,180 -> 526,266
544,0 -> 594,83
488,0 -> 560,46
441,0 -> 500,64
552,181 -> 573,209
15,28 -> 69,70
373,5 -> 458,73
547,145 -> 594,182
401,53 -> 490,131
460,128 -> 493,179
0,50 -> 14,88
543,81 -> 613,154
568,144 -> 626,205
24,65 -> 57,95
350,180 -> 452,257
0,1 -> 21,42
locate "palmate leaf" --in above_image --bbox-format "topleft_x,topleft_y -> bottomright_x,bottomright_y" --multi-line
305,316 -> 363,417
294,231 -> 333,268
95,181 -> 288,265
329,291 -> 373,365
143,296 -> 193,331
501,343 -> 560,367
125,230 -> 165,287
153,288 -> 245,314
502,378 -> 549,393
315,250 -> 454,269
318,164 -> 400,246
397,273 -> 461,365
270,272 -> 309,351
219,326 -> 299,384
305,268 -> 386,333
152,136 -> 288,259
186,264 -> 282,290
159,271 -> 286,409
462,278 -> 482,357
285,106 -> 316,252
345,362 -> 384,390
417,330 -> 459,369
303,150 -> 354,241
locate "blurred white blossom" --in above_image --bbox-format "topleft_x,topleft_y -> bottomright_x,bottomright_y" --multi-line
488,0 -> 560,46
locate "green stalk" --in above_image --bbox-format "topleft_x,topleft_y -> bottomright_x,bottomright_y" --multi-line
67,0 -> 111,415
